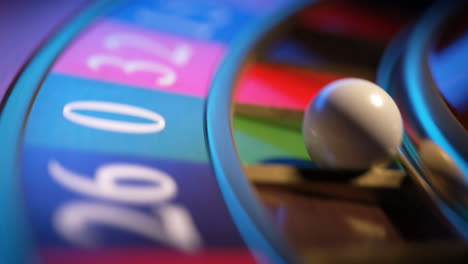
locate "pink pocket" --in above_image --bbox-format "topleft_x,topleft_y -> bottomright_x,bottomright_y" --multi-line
53,19 -> 226,98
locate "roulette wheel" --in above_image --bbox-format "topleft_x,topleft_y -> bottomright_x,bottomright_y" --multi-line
1,0 -> 468,263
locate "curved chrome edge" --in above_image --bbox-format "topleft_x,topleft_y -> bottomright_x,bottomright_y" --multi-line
0,1 -> 122,263
404,0 -> 468,181
377,0 -> 468,240
205,1 -> 313,263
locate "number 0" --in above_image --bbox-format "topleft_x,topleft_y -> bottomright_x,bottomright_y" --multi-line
63,101 -> 165,134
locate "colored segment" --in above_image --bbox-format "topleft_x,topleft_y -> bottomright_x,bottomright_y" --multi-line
298,1 -> 406,42
235,63 -> 343,110
41,248 -> 257,264
23,146 -> 245,248
107,0 -> 255,43
24,73 -> 209,162
233,116 -> 309,163
265,38 -> 325,67
53,19 -> 225,97
234,130 -> 295,164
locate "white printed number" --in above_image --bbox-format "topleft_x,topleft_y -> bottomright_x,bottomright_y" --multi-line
49,161 -> 202,252
62,100 -> 165,134
87,54 -> 176,86
48,160 -> 176,203
86,32 -> 194,87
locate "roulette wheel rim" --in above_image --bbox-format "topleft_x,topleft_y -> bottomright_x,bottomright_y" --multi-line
0,0 -> 467,263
